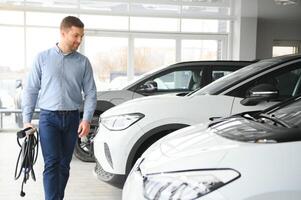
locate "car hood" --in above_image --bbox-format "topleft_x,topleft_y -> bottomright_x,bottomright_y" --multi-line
100,94 -> 235,122
138,122 -> 241,175
97,90 -> 125,99
101,94 -> 191,117
138,113 -> 301,175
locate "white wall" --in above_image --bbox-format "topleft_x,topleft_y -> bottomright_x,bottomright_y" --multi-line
256,19 -> 301,59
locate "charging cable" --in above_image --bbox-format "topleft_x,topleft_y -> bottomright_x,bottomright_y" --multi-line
14,127 -> 39,197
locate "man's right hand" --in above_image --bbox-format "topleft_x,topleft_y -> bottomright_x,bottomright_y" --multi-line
24,123 -> 34,129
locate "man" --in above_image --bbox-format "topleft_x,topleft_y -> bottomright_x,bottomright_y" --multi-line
22,16 -> 97,200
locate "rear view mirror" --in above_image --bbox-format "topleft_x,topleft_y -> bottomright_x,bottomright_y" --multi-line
241,83 -> 279,106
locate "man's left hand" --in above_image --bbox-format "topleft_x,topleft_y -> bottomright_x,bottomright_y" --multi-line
78,120 -> 90,138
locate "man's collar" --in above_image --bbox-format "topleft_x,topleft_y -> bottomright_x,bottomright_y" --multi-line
55,43 -> 74,56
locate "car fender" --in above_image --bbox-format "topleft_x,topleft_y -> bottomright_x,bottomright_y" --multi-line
125,123 -> 189,174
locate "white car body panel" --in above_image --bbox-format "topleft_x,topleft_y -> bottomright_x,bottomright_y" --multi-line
94,94 -> 273,174
123,122 -> 301,200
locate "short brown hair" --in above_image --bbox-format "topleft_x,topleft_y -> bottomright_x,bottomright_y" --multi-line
60,16 -> 84,30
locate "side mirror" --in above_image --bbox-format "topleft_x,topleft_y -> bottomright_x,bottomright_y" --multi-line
241,83 -> 279,106
138,81 -> 158,93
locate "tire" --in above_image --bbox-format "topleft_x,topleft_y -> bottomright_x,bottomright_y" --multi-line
94,160 -> 126,189
73,114 -> 99,162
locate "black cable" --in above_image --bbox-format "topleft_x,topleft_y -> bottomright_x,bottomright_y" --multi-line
14,127 -> 39,197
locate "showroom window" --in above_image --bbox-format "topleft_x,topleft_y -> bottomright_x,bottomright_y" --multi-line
133,38 -> 176,75
0,0 -> 233,106
26,27 -> 59,67
272,40 -> 300,57
181,39 -> 221,61
84,36 -> 128,90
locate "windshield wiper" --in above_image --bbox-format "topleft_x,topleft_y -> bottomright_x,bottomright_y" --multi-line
241,113 -> 257,121
257,113 -> 291,128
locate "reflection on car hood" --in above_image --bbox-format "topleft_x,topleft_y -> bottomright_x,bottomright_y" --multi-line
139,123 -> 240,174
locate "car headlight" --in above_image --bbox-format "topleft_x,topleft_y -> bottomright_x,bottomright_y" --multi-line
143,169 -> 240,200
100,113 -> 145,131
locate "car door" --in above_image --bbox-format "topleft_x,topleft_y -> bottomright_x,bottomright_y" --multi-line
229,61 -> 301,114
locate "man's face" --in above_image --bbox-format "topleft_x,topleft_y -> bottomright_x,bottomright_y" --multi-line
61,26 -> 84,52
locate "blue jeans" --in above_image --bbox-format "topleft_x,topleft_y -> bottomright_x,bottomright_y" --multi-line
39,109 -> 80,200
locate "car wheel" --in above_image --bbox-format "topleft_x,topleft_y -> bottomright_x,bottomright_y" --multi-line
94,160 -> 126,189
74,113 -> 99,162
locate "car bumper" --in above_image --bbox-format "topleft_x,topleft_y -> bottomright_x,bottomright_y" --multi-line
94,122 -> 143,175
93,159 -> 126,188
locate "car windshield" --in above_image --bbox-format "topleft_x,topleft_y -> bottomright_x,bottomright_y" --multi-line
268,97 -> 301,126
189,59 -> 278,96
210,96 -> 301,143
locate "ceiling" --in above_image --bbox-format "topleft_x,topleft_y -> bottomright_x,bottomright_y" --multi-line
257,0 -> 301,22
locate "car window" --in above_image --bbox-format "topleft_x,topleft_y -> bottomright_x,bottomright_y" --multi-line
228,62 -> 301,100
212,70 -> 232,81
194,60 -> 277,96
154,70 -> 197,90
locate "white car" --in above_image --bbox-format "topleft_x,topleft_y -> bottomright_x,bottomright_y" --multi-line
123,94 -> 301,200
78,60 -> 251,162
94,54 -> 301,187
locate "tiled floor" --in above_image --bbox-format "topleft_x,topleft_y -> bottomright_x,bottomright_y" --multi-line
0,131 -> 122,200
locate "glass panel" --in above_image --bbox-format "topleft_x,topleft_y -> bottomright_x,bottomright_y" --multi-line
84,36 -> 128,91
274,68 -> 301,97
0,27 -> 24,71
273,46 -> 297,57
227,62 -> 301,99
26,27 -> 59,67
181,19 -> 229,33
25,0 -> 77,8
80,0 -> 129,13
182,5 -> 230,17
130,2 -> 180,16
0,10 -> 24,25
131,17 -> 178,32
0,26 -> 24,112
26,12 -> 73,26
0,0 -> 24,6
212,70 -> 232,81
80,14 -> 128,30
181,0 -> 229,5
134,38 -> 176,75
181,39 -> 220,61
154,70 -> 192,90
